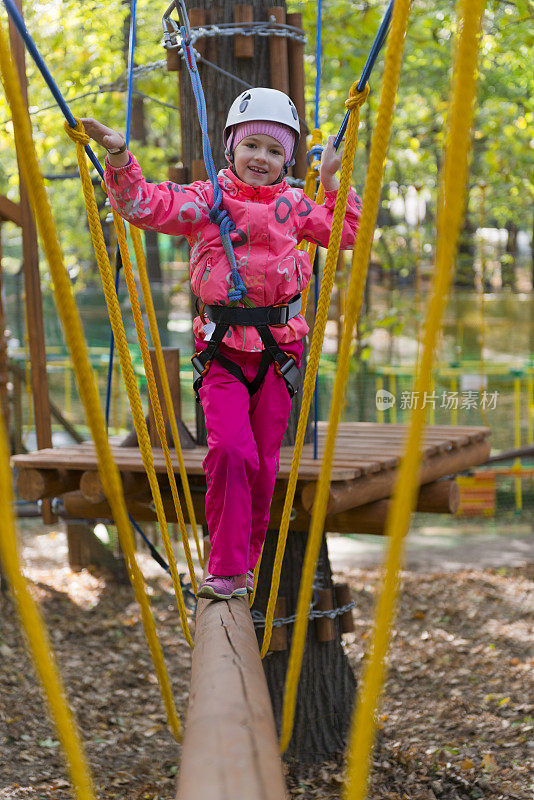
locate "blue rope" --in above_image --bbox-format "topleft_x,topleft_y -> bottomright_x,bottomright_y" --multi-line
175,1 -> 247,303
2,0 -> 104,178
312,0 -> 324,459
124,0 -> 138,148
105,0 -> 138,429
314,0 -> 323,129
333,0 -> 394,150
128,516 -> 197,610
129,514 -> 170,573
104,268 -> 120,428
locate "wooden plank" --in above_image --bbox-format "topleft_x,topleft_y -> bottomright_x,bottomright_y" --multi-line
11,422 -> 491,487
234,5 -> 254,59
302,439 -> 491,514
0,194 -> 21,226
286,11 -> 307,179
147,347 -> 181,447
268,6 -> 289,94
176,594 -> 287,800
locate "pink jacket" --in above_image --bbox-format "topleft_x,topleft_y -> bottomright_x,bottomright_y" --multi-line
105,155 -> 361,352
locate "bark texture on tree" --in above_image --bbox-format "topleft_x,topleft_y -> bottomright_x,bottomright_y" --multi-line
253,529 -> 356,762
179,0 -> 275,174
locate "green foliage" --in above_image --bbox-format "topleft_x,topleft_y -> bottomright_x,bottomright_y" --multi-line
0,0 -> 532,282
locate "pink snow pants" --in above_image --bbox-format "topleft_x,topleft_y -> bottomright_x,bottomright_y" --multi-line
196,337 -> 303,576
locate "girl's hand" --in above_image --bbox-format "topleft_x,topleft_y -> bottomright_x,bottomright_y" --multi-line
79,117 -> 125,151
79,117 -> 129,167
320,135 -> 344,192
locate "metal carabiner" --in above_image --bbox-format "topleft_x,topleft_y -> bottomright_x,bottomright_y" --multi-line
175,0 -> 193,46
162,0 -> 192,47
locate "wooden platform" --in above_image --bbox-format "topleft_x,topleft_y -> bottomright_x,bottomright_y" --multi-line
12,423 -> 491,534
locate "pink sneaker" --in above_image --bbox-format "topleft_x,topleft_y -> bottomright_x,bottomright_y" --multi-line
246,569 -> 255,594
197,573 -> 247,600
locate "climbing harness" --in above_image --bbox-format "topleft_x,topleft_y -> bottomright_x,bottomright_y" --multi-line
191,297 -> 303,400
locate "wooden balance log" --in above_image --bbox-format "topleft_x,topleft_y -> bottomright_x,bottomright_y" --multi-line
176,593 -> 287,800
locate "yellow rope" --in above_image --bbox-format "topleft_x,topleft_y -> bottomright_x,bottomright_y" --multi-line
128,224 -> 203,568
0,27 -> 181,742
344,1 -> 485,796
260,82 -> 369,664
250,131 -> 326,605
111,211 -> 199,599
0,424 -> 96,800
64,119 -> 194,648
279,0 -> 410,751
299,128 -> 324,316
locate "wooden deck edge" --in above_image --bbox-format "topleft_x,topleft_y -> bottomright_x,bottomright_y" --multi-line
301,438 -> 491,515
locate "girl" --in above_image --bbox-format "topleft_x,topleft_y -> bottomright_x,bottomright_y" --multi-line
81,87 -> 360,601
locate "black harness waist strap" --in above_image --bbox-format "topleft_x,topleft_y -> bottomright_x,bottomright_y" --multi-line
202,295 -> 302,327
191,295 -> 302,400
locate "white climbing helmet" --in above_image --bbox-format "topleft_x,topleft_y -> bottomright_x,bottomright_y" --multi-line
223,87 -> 300,166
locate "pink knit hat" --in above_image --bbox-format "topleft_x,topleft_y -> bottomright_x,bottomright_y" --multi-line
229,121 -> 295,164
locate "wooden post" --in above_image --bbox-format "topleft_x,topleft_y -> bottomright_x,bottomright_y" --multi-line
64,521 -> 128,581
8,1 -> 54,522
269,596 -> 288,651
176,595 -> 287,799
11,364 -> 23,453
315,587 -> 335,642
147,347 -> 181,447
334,583 -> 354,634
234,5 -> 254,59
268,7 -> 289,94
191,159 -> 208,182
189,8 -> 208,58
168,165 -> 189,184
286,11 -> 307,179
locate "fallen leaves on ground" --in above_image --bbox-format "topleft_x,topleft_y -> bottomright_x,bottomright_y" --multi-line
0,526 -> 532,799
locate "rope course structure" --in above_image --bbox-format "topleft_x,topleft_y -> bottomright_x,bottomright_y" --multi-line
0,0 -> 489,797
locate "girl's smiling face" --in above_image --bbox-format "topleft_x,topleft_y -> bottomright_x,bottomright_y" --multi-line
232,134 -> 285,186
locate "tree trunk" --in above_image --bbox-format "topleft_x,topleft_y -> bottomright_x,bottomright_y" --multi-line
254,529 -> 356,763
454,209 -> 476,289
179,0 -> 356,765
502,221 -> 517,290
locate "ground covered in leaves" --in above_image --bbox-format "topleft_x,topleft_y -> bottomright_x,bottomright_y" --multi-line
1,524 -> 532,800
